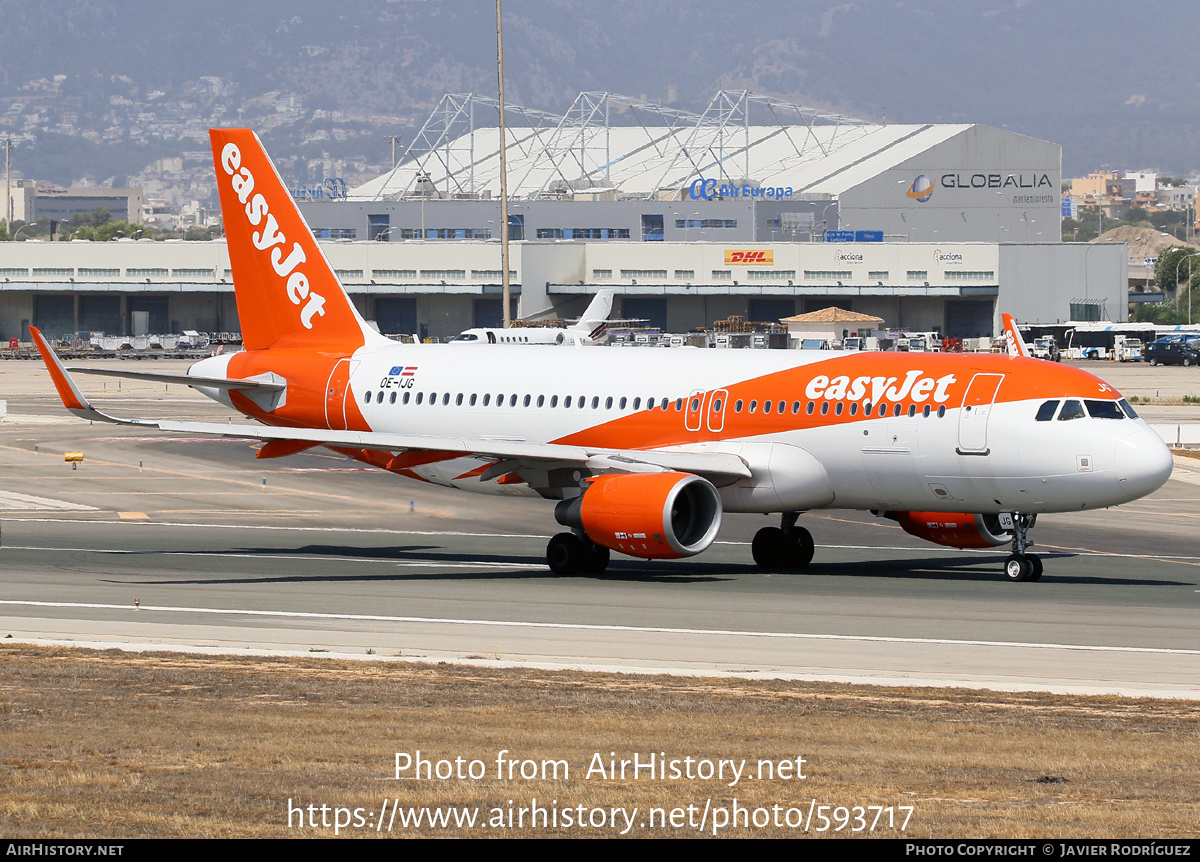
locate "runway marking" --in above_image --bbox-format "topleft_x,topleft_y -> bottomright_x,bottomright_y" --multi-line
7,518 -> 1200,563
0,545 -> 545,570
3,599 -> 1197,657
0,491 -> 97,511
2,517 -> 544,539
117,512 -> 149,520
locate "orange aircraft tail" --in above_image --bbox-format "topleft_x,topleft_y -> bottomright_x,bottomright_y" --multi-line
210,129 -> 379,353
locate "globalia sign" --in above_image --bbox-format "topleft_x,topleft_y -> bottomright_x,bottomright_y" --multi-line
689,178 -> 794,200
907,174 -> 935,202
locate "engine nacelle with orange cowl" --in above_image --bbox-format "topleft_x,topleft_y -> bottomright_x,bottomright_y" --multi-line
554,471 -> 723,559
885,510 -> 1014,549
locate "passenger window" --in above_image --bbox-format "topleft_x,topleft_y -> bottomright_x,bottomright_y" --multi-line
849,403 -> 858,416
762,400 -> 772,414
376,391 -> 384,404
820,402 -> 829,415
619,397 -> 627,410
690,397 -> 700,411
878,403 -> 887,417
907,404 -> 916,417
675,398 -> 684,411
893,404 -> 902,417
1086,400 -> 1124,420
606,397 -> 614,409
937,405 -> 945,418
363,392 -> 371,404
632,397 -> 640,410
523,395 -> 531,407
661,398 -> 669,411
390,392 -> 397,405
778,401 -> 785,414
792,401 -> 800,414
483,393 -> 490,406
592,396 -> 600,409
712,398 -> 722,413
550,395 -> 558,408
835,403 -> 843,416
805,402 -> 814,415
509,394 -> 518,407
1035,400 -> 1059,422
416,392 -> 424,405
1058,400 -> 1085,421
443,393 -> 450,406
403,392 -> 410,405
537,395 -> 545,408
564,395 -> 572,408
749,400 -> 757,413
735,400 -> 744,413
922,404 -> 931,417
456,393 -> 463,406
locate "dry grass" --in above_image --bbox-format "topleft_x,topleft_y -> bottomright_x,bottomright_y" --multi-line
1,644 -> 1197,838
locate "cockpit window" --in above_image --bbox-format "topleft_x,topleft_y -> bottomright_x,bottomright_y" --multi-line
1118,398 -> 1139,419
450,333 -> 478,342
1035,400 -> 1059,422
1058,400 -> 1085,421
1086,400 -> 1124,420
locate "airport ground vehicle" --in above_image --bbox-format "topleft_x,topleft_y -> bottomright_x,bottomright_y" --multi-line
1145,338 -> 1200,367
31,129 -> 1175,583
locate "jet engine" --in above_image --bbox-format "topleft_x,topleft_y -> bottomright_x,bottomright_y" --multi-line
885,511 -> 1013,549
555,472 -> 723,559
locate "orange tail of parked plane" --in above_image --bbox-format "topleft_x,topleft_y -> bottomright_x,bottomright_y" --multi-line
1001,312 -> 1030,358
210,129 -> 381,353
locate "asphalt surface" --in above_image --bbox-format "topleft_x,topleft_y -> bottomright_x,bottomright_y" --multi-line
1,357 -> 1198,697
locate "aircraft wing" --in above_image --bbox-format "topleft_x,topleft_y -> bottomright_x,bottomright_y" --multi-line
31,327 -> 751,484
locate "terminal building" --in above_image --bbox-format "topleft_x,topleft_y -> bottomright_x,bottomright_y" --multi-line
0,91 -> 1126,342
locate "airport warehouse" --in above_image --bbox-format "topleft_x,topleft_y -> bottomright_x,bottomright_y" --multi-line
0,92 -> 1125,341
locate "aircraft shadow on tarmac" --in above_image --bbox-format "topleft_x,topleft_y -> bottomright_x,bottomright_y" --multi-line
95,543 -> 1194,588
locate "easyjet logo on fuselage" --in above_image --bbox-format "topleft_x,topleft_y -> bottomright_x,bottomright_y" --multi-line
805,370 -> 957,404
220,143 -> 327,329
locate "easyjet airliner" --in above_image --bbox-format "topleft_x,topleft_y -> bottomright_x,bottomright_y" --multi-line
32,129 -> 1175,582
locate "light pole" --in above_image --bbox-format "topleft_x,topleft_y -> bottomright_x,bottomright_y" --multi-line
1174,251 -> 1200,319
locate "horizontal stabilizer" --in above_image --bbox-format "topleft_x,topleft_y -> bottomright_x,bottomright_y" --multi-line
66,366 -> 286,392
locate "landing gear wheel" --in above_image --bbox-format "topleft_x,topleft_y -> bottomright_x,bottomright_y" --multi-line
753,525 -> 815,569
1004,554 -> 1034,582
580,543 -> 610,575
787,526 -> 815,568
752,527 -> 787,569
547,532 -> 583,575
1027,553 -> 1043,581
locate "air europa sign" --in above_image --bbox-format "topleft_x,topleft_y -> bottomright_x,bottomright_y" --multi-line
725,250 -> 774,265
220,142 -> 327,329
690,178 -> 793,200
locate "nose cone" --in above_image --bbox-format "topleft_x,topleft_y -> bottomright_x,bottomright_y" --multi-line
1115,429 -> 1174,501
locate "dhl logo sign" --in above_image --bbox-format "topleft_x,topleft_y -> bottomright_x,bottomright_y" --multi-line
724,250 -> 774,265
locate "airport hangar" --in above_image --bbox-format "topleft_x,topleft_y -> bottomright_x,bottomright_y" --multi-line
0,92 -> 1125,342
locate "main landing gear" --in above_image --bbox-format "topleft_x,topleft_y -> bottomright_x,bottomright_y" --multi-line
752,512 -> 815,570
546,531 -> 610,575
1003,512 -> 1042,582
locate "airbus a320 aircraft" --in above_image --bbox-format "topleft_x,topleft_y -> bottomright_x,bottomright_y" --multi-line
32,129 -> 1175,582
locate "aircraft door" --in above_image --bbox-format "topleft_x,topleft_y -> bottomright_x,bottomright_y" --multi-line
324,358 -> 354,430
706,388 -> 728,433
684,389 -> 706,432
957,373 -> 1004,454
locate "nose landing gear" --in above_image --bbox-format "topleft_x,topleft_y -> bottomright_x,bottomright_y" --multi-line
1003,513 -> 1042,582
